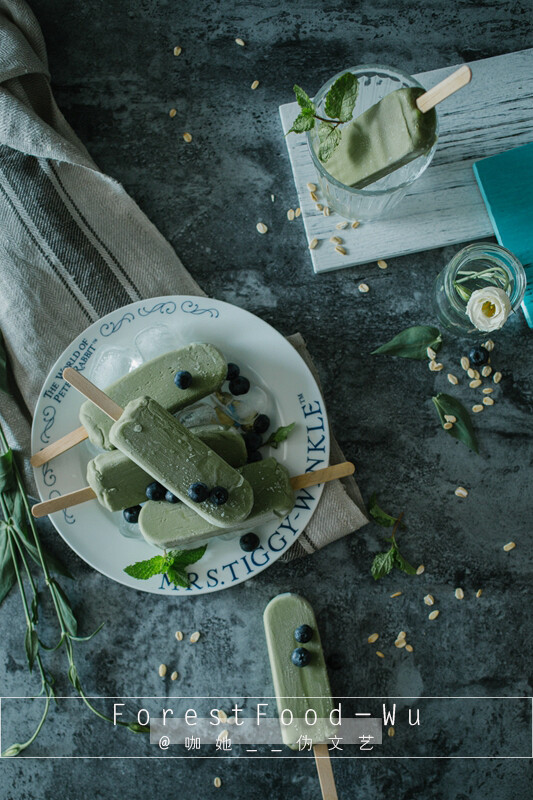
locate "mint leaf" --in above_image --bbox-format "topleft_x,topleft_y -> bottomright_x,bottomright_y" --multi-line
293,84 -> 315,112
168,545 -> 207,567
167,565 -> 189,588
372,325 -> 442,360
325,72 -> 358,122
288,112 -> 315,134
393,548 -> 416,575
317,122 -> 341,162
368,494 -> 405,529
432,393 -> 479,454
263,422 -> 296,449
124,554 -> 167,581
371,547 -> 396,580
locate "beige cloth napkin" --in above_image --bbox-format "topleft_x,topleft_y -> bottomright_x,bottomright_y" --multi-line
0,0 -> 368,559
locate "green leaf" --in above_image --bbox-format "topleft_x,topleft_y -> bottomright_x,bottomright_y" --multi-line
124,554 -> 167,581
0,332 -> 10,396
393,548 -> 416,575
50,579 -> 77,636
0,448 -> 14,492
371,547 -> 396,580
293,84 -> 315,112
372,325 -> 443,360
167,565 -> 189,588
2,742 -> 23,757
10,512 -> 72,579
128,721 -> 150,734
263,422 -> 296,450
70,622 -> 105,643
167,545 -> 208,567
0,521 -> 16,606
24,627 -> 39,671
68,663 -> 82,692
325,72 -> 358,122
432,393 -> 479,454
288,111 -> 315,134
317,122 -> 341,162
368,493 -> 405,528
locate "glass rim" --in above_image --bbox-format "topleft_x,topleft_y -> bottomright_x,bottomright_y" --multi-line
306,63 -> 439,197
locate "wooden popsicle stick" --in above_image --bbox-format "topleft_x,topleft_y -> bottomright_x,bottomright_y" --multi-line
63,367 -> 123,421
31,486 -> 97,518
416,65 -> 472,113
313,743 -> 338,800
30,425 -> 89,467
290,461 -> 354,490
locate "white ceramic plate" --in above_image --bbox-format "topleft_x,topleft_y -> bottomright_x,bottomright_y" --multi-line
31,296 -> 330,595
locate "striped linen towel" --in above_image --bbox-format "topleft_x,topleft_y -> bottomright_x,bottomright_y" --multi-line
0,0 -> 367,560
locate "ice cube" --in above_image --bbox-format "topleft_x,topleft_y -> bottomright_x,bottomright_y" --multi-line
88,348 -> 137,388
117,513 -> 144,541
214,385 -> 273,426
177,402 -> 221,428
135,325 -> 183,362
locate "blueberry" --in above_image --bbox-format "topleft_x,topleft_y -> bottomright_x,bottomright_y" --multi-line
188,482 -> 209,503
247,450 -> 263,463
226,362 -> 240,381
146,481 -> 166,501
468,346 -> 489,367
229,376 -> 250,396
294,624 -> 313,644
123,505 -> 141,524
174,370 -> 192,389
291,647 -> 311,667
209,486 -> 229,505
240,532 -> 260,552
253,414 -> 270,434
165,490 -> 179,504
244,431 -> 262,451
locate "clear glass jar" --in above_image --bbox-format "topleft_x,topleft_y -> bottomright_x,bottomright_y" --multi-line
434,242 -> 526,335
306,64 -> 439,221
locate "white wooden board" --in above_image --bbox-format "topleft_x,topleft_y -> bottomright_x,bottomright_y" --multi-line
279,49 -> 533,274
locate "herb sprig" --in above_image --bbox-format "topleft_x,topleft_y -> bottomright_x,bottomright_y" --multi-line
369,496 -> 416,580
124,545 -> 207,588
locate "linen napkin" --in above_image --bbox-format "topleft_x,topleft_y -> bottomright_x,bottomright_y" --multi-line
0,0 -> 368,560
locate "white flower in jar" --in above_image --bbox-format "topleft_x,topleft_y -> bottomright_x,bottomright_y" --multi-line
466,286 -> 512,332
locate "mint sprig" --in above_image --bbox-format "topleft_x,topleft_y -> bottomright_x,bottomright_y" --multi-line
124,545 -> 207,588
261,422 -> 296,450
370,507 -> 416,580
288,73 -> 358,161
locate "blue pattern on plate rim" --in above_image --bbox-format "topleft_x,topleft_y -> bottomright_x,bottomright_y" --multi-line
100,312 -> 135,337
180,300 -> 219,318
137,301 -> 177,316
40,405 -> 56,444
47,490 -> 75,524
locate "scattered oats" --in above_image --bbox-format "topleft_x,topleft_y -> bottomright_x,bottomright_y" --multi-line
330,236 -> 343,244
376,651 -> 385,658
445,414 -> 457,423
169,108 -> 177,118
469,379 -> 482,388
390,591 -> 402,598
214,777 -> 222,788
427,346 -> 437,360
158,664 -> 167,677
429,360 -> 437,371
251,79 -> 260,90
416,564 -> 425,575
483,387 -> 494,394
358,283 -> 370,293
455,486 -> 468,498
443,422 -> 453,430
309,237 -> 319,250
307,182 -> 317,192
323,206 -> 331,216
170,671 -> 178,681
235,37 -> 245,46
335,245 -> 347,255
476,589 -> 483,598
405,644 -> 414,652
467,367 -> 475,378
367,633 -> 379,643
190,631 -> 201,643
493,371 -> 502,384
395,638 -> 407,648
218,729 -> 229,740
352,220 -> 360,229
217,710 -> 228,723
461,356 -> 470,371
256,222 -> 268,234
388,726 -> 395,737
173,46 -> 182,56
295,207 -> 301,217
455,587 -> 464,600
377,259 -> 388,269
183,132 -> 193,142
503,541 -> 516,552
472,404 -> 484,413
428,609 -> 440,620
336,221 -> 348,229
432,362 -> 444,372
473,369 -> 480,379
447,373 -> 459,385
424,594 -> 435,606
271,194 -> 275,202
397,631 -> 406,640
484,339 -> 495,351
310,191 -> 318,201
482,365 -> 492,377
316,203 -> 323,211
287,208 -> 295,221
175,630 -> 184,641
483,396 -> 494,406
227,716 -> 236,725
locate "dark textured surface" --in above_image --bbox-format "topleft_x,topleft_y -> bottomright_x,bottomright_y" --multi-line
1,0 -> 533,796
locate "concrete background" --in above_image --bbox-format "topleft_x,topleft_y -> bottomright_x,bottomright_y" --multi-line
1,0 -> 532,797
